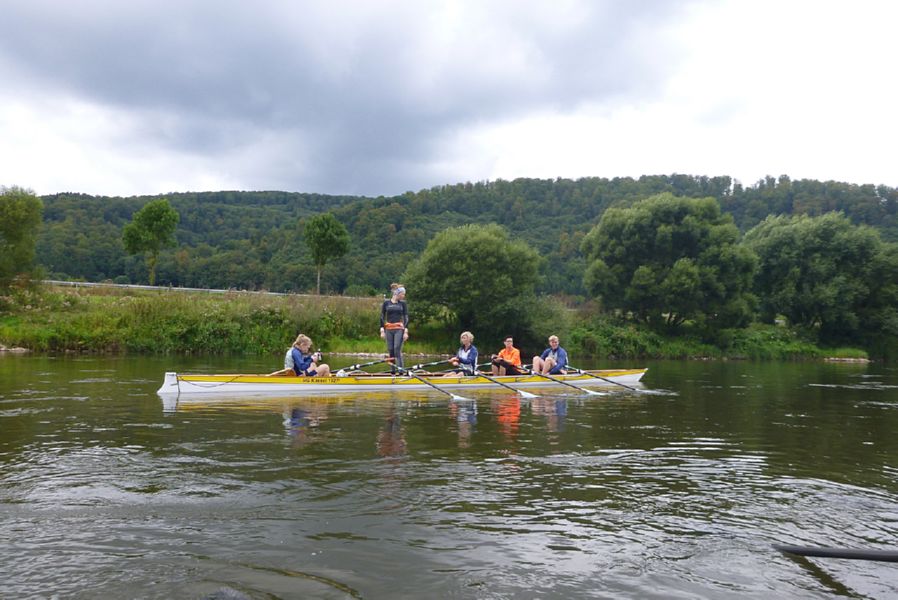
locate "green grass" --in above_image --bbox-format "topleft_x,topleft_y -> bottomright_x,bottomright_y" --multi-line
0,285 -> 383,355
567,317 -> 868,361
0,284 -> 873,360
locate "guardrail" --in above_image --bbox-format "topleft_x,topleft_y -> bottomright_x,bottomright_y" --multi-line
41,280 -> 341,299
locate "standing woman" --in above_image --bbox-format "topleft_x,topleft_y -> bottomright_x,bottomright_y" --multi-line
380,283 -> 409,372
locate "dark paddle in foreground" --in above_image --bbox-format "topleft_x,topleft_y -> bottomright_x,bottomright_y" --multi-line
396,367 -> 471,401
475,371 -> 538,399
520,366 -> 605,396
566,364 -> 642,393
774,544 -> 898,563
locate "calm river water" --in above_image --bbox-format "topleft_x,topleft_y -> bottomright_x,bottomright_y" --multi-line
1,355 -> 897,599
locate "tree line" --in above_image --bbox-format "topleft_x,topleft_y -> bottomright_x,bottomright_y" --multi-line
28,176 -> 898,298
3,175 -> 898,354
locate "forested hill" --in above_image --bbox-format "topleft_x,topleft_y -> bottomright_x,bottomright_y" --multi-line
37,175 -> 898,296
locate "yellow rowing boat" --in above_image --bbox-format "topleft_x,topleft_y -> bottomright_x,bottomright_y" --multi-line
157,368 -> 647,398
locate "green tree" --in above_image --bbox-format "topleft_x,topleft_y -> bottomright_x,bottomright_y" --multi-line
403,223 -> 541,341
581,193 -> 757,329
744,211 -> 895,344
0,186 -> 43,289
304,212 -> 350,294
122,199 -> 179,285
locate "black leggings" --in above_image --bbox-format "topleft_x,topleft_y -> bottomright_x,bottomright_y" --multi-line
385,328 -> 405,369
492,358 -> 522,375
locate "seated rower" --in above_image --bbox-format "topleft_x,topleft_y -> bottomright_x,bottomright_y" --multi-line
532,335 -> 568,375
269,334 -> 331,377
491,335 -> 523,375
444,331 -> 479,377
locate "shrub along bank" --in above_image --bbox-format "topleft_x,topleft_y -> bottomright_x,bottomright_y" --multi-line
0,284 -> 868,360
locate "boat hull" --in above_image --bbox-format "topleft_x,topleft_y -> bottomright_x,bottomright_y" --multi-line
157,369 -> 647,398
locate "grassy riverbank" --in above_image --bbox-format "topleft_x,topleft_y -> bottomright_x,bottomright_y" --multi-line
0,284 -> 869,360
0,285 -> 450,356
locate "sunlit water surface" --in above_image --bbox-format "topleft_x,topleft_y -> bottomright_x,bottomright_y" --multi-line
1,356 -> 897,599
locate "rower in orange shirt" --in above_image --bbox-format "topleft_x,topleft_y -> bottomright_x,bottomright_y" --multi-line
490,335 -> 523,375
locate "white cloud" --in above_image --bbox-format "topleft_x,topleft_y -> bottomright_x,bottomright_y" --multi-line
442,0 -> 898,189
1,0 -> 895,197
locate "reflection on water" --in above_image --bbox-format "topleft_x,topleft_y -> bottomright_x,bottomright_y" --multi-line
450,399 -> 478,449
1,355 -> 898,598
376,412 -> 407,458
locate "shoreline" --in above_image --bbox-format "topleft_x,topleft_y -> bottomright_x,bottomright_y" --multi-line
0,346 -> 872,364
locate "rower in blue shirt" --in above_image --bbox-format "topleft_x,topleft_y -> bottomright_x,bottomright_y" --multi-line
444,331 -> 479,377
532,335 -> 568,375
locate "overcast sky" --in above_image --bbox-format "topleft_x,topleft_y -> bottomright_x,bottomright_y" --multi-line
1,0 -> 895,198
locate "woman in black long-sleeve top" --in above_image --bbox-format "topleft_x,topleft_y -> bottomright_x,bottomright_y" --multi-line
380,283 -> 409,372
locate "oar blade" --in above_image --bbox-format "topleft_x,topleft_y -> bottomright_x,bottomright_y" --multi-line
518,390 -> 538,399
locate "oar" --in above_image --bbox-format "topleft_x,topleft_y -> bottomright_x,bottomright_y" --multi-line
520,366 -> 604,396
566,364 -> 642,393
475,370 -> 538,399
339,357 -> 395,373
774,544 -> 898,563
408,358 -> 454,371
396,367 -> 471,401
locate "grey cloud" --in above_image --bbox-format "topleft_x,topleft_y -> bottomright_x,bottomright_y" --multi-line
2,0 -> 699,195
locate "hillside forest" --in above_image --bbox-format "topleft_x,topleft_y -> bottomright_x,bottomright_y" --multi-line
3,174 -> 898,358
35,175 -> 898,298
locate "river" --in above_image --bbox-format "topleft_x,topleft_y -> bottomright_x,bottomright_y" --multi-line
1,355 -> 897,599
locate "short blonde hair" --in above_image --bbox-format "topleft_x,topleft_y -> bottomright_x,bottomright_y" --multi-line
548,335 -> 559,343
294,334 -> 312,347
460,331 -> 474,343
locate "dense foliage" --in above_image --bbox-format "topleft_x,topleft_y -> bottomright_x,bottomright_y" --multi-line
33,176 -> 898,297
0,285 -> 868,360
0,186 -> 43,289
581,194 -> 757,329
403,224 -> 541,342
744,212 -> 898,345
13,174 -> 898,356
36,190 -> 359,291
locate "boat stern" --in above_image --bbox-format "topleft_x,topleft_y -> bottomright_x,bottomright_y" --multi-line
157,372 -> 180,398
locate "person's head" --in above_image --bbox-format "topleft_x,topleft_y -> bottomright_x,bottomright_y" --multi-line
503,335 -> 514,346
460,331 -> 474,346
390,282 -> 406,301
548,335 -> 559,348
294,334 -> 312,351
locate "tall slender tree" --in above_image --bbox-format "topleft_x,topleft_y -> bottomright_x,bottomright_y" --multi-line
122,199 -> 179,285
304,213 -> 350,294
